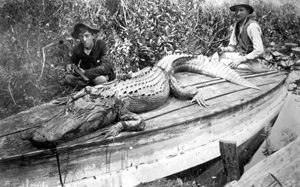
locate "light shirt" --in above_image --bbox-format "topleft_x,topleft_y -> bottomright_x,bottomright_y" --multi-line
84,48 -> 92,55
226,18 -> 265,60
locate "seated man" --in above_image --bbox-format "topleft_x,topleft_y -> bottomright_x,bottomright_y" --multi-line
220,0 -> 266,71
65,19 -> 116,88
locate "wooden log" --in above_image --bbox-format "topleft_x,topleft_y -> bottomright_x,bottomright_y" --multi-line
219,140 -> 240,182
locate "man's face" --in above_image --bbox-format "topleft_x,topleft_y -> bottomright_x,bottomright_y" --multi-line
78,31 -> 95,49
234,6 -> 250,22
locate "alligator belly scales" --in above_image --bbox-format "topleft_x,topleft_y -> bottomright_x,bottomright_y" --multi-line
24,53 -> 260,147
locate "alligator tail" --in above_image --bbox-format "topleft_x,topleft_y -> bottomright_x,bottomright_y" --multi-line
171,53 -> 259,89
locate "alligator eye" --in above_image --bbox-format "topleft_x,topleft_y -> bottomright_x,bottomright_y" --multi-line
129,91 -> 133,94
123,91 -> 127,94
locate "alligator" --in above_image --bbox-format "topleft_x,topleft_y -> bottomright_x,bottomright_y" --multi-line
23,53 -> 259,147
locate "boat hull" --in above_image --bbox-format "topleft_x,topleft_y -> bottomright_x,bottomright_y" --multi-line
0,71 -> 288,187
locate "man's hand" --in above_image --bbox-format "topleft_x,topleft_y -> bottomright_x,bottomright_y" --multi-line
229,56 -> 247,69
220,46 -> 227,52
71,65 -> 89,81
66,64 -> 73,74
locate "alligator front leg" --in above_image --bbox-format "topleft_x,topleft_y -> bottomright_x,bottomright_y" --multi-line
105,111 -> 145,139
169,74 -> 208,107
53,86 -> 92,106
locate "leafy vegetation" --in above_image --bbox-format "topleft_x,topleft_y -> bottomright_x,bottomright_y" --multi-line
0,0 -> 299,121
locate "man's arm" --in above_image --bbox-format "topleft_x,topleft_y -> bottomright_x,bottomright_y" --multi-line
246,23 -> 265,60
84,59 -> 114,80
84,40 -> 115,80
66,46 -> 81,73
71,64 -> 89,81
68,46 -> 81,65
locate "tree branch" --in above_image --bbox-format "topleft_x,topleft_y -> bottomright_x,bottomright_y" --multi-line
8,77 -> 16,105
38,42 -> 55,81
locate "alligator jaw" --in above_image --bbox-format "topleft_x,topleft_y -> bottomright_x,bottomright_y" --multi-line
24,98 -> 118,148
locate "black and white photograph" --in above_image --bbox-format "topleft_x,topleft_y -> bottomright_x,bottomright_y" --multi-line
0,0 -> 300,186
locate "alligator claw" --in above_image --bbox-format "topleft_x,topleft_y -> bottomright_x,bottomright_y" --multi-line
191,93 -> 208,107
53,97 -> 69,106
192,98 -> 209,107
104,123 -> 123,140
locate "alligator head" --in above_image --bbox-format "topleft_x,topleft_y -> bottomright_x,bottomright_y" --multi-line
23,93 -> 125,148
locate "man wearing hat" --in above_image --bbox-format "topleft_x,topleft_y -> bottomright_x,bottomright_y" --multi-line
65,19 -> 116,88
220,0 -> 265,70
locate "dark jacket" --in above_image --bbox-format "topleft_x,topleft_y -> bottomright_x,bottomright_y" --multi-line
69,39 -> 116,81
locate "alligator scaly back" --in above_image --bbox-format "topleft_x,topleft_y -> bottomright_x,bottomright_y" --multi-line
157,52 -> 259,89
90,66 -> 170,113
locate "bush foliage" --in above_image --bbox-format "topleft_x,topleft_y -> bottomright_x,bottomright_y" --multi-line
0,0 -> 299,119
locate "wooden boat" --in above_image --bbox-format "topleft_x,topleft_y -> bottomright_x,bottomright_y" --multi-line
224,136 -> 300,187
0,69 -> 288,187
191,115 -> 277,187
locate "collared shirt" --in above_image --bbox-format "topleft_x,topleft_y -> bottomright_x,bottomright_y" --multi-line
69,39 -> 115,81
226,17 -> 265,60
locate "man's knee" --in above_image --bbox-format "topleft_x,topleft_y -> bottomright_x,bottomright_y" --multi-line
65,74 -> 76,84
94,75 -> 109,85
65,74 -> 88,87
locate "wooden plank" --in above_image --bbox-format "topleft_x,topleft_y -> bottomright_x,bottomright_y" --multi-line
176,70 -> 280,88
181,71 -> 279,89
225,136 -> 300,187
195,124 -> 270,187
0,102 -> 64,137
219,140 -> 240,182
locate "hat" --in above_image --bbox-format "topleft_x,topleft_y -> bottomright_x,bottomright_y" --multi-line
230,0 -> 254,14
71,19 -> 100,39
